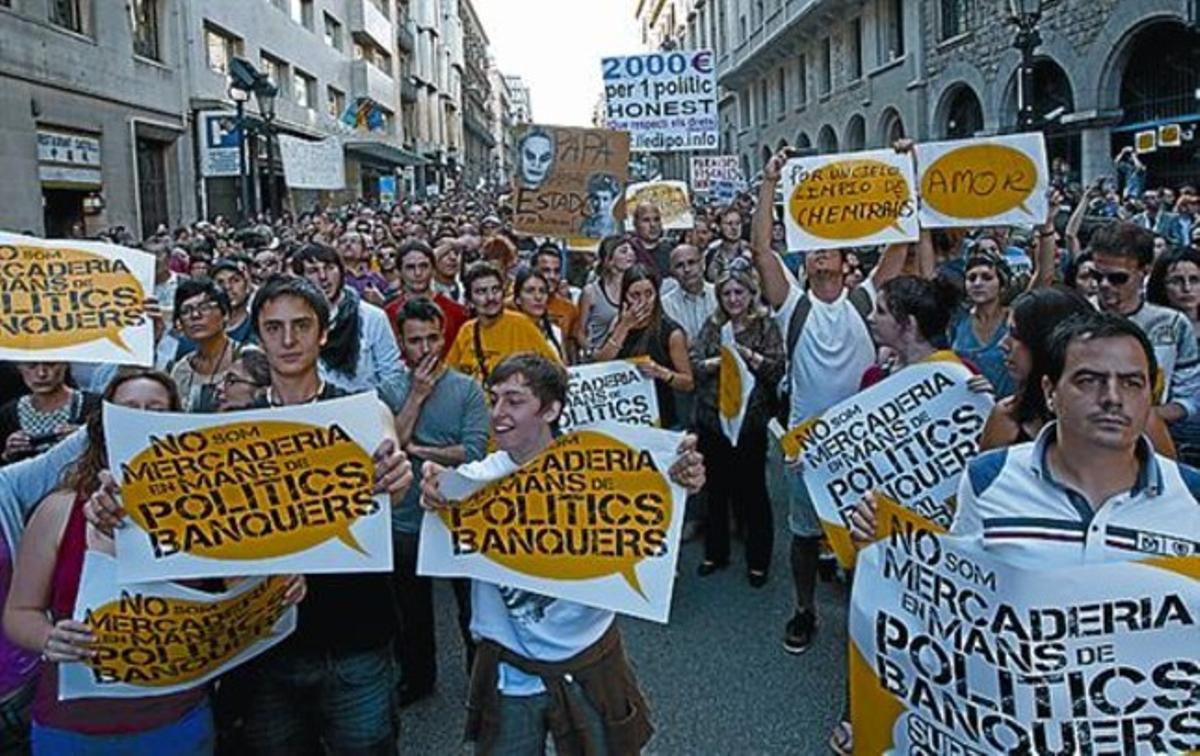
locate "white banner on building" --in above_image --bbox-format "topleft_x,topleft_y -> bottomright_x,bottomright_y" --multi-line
601,50 -> 718,153
690,155 -> 742,193
277,135 -> 346,190
198,112 -> 242,178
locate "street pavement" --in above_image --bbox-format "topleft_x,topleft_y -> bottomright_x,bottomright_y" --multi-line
398,510 -> 851,754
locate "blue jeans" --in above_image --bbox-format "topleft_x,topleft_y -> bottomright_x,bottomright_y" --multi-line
486,683 -> 607,756
31,700 -> 213,755
239,646 -> 395,755
786,466 -> 822,538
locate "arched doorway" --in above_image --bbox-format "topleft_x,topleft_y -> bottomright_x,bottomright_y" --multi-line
845,115 -> 866,151
877,107 -> 905,148
817,125 -> 838,154
937,84 -> 984,139
1112,20 -> 1200,187
1001,58 -> 1079,180
796,131 -> 812,149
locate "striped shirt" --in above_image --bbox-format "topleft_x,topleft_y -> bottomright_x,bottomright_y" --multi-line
951,423 -> 1200,567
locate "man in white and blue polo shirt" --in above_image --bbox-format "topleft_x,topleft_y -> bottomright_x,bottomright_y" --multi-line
953,311 -> 1200,567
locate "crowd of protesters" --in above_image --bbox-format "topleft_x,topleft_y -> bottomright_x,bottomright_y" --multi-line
0,139 -> 1198,755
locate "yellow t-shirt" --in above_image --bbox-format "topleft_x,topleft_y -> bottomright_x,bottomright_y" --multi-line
446,310 -> 561,383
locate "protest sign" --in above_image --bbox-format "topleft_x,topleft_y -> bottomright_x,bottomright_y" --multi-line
0,232 -> 154,366
623,180 -> 694,231
61,551 -> 296,700
690,155 -> 742,194
783,358 -> 992,568
850,505 -> 1200,756
106,393 -> 392,583
418,424 -> 687,623
511,125 -> 631,238
601,50 -> 718,153
917,133 -> 1048,229
559,360 -> 660,434
781,149 -> 919,252
277,135 -> 346,190
718,322 -> 754,446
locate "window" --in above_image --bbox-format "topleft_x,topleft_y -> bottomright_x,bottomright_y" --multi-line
50,0 -> 89,34
739,90 -> 751,129
775,68 -> 786,115
796,54 -> 808,106
294,69 -> 316,109
324,13 -> 343,50
849,18 -> 863,80
290,0 -> 313,29
261,53 -> 288,94
130,0 -> 160,60
759,79 -> 769,122
327,86 -> 346,118
940,0 -> 969,40
876,0 -> 904,62
204,24 -> 241,74
819,37 -> 832,95
739,14 -> 747,43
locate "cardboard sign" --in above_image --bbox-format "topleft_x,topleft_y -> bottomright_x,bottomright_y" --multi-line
623,180 -> 694,231
718,322 -> 754,446
601,50 -> 718,153
916,133 -> 1048,228
850,509 -> 1200,756
0,233 -> 154,366
784,359 -> 992,568
690,155 -> 743,193
106,393 -> 392,583
418,424 -> 688,623
511,125 -> 631,239
781,149 -> 919,251
60,551 -> 295,700
559,360 -> 660,434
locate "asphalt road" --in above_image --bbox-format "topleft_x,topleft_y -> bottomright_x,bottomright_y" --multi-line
398,514 -> 851,754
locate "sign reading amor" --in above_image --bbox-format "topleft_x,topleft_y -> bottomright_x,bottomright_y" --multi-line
559,360 -> 659,434
781,149 -> 919,252
0,232 -> 154,366
61,551 -> 296,700
418,424 -> 687,623
850,506 -> 1200,756
106,393 -> 392,583
916,133 -> 1048,229
783,359 -> 992,568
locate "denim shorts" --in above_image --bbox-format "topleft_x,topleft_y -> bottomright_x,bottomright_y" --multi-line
786,466 -> 823,538
239,645 -> 395,754
31,700 -> 213,756
486,682 -> 606,756
0,680 -> 35,755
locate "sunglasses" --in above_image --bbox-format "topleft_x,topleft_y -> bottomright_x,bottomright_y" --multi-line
1091,269 -> 1133,286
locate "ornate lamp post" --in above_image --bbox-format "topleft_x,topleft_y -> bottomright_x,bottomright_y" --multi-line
1009,0 -> 1044,132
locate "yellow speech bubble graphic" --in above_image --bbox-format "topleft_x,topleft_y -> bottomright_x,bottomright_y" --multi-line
0,242 -> 145,353
788,159 -> 914,240
440,430 -> 672,597
84,577 -> 289,688
920,144 -> 1038,220
718,346 -> 742,421
120,420 -> 377,561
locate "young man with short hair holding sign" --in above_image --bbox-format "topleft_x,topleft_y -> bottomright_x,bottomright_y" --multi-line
420,353 -> 706,754
752,147 -> 910,654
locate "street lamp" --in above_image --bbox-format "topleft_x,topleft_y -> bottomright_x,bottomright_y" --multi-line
1009,0 -> 1044,132
227,82 -> 252,225
253,80 -> 279,221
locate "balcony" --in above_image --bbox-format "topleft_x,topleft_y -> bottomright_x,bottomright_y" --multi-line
349,0 -> 393,52
397,19 -> 415,53
351,59 -> 394,107
400,77 -> 418,104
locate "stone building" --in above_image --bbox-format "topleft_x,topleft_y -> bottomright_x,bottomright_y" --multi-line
459,0 -> 495,189
639,0 -> 1200,188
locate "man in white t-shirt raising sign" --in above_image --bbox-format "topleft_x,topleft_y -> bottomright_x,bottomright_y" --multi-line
751,147 -> 910,655
420,353 -> 707,754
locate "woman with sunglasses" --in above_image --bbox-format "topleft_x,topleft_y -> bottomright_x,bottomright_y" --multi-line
1147,247 -> 1200,465
169,278 -> 244,414
214,347 -> 272,412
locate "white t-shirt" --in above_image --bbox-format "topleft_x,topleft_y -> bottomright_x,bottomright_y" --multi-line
773,272 -> 877,426
459,451 -> 615,696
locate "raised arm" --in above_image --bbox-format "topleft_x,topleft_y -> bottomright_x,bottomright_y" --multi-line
869,138 -> 920,289
1027,188 -> 1063,292
1064,187 -> 1089,259
752,151 -> 791,309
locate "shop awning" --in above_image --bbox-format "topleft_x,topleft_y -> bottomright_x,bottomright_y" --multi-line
344,140 -> 426,167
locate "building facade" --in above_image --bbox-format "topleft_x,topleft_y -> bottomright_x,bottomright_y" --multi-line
489,63 -> 514,187
636,0 -> 1200,189
0,0 -> 195,237
459,0 -> 495,189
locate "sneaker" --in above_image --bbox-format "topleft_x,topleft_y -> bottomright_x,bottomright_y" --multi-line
782,610 -> 817,655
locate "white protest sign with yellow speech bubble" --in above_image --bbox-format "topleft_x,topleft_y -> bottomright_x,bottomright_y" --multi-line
60,551 -> 296,700
417,423 -> 688,623
624,180 -> 694,231
559,360 -> 660,433
850,505 -> 1200,756
0,232 -> 155,366
788,358 -> 992,569
781,149 -> 919,252
717,322 -> 754,446
106,392 -> 392,583
916,132 -> 1048,229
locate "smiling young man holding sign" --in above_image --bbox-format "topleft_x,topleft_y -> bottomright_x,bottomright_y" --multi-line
420,353 -> 706,755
